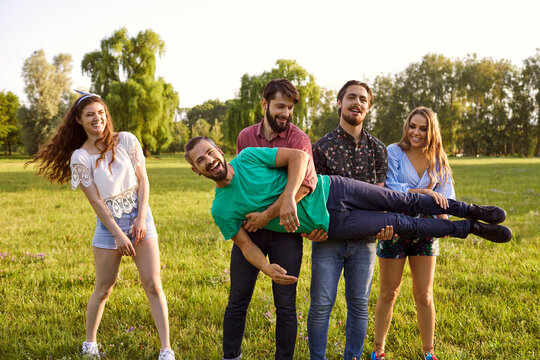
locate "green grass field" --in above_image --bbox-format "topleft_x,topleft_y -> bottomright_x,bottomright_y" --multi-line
1,156 -> 538,359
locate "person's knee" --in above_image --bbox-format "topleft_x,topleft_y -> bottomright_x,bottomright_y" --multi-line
379,287 -> 400,305
309,301 -> 335,318
275,299 -> 296,318
94,283 -> 115,301
225,294 -> 252,314
345,296 -> 369,316
413,290 -> 433,307
141,277 -> 163,297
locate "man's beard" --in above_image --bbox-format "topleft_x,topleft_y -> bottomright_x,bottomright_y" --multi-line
266,105 -> 291,133
341,108 -> 364,126
206,158 -> 228,181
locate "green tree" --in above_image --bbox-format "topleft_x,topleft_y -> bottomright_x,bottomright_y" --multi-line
187,99 -> 231,149
224,59 -> 321,144
167,120 -> 190,153
522,49 -> 540,156
191,118 -> 212,137
458,55 -> 515,155
309,88 -> 339,141
508,66 -> 534,155
371,73 -> 407,145
0,91 -> 21,155
82,28 -> 178,155
19,49 -> 72,154
187,99 -> 230,132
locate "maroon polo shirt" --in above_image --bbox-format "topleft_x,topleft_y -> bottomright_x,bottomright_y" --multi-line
236,119 -> 317,192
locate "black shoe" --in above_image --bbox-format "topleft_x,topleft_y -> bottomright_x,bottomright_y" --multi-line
470,221 -> 512,243
467,204 -> 507,224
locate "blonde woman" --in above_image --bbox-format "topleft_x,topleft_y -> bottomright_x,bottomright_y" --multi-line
371,107 -> 454,360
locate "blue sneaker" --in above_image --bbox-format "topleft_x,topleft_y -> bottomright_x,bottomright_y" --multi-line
370,351 -> 386,360
424,353 -> 437,360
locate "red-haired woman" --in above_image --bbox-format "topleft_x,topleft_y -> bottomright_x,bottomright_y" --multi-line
27,91 -> 174,360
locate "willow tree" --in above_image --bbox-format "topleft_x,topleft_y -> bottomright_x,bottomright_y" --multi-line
82,28 -> 179,154
19,50 -> 72,154
0,91 -> 21,155
523,50 -> 540,156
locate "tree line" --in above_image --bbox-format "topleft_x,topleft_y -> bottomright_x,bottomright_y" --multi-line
1,28 -> 539,156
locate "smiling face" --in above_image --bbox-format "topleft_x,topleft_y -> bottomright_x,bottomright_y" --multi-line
262,91 -> 295,133
189,140 -> 228,181
407,113 -> 429,149
77,102 -> 107,137
337,85 -> 370,126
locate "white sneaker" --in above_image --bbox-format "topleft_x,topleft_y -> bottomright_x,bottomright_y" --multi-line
82,341 -> 100,358
158,348 -> 175,360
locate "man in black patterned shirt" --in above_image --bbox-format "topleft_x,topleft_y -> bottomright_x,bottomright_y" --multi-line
308,80 -> 388,360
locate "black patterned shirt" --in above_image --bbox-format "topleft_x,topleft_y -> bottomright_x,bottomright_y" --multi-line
312,125 -> 388,185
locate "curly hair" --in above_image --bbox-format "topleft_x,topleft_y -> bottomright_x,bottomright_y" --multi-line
26,95 -> 118,184
397,106 -> 453,189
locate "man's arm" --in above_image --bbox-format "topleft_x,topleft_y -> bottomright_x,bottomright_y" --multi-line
274,148 -> 309,232
239,147 -> 310,233
232,227 -> 298,285
242,133 -> 317,233
242,185 -> 310,232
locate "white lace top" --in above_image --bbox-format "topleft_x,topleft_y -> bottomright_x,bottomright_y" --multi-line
70,132 -> 146,218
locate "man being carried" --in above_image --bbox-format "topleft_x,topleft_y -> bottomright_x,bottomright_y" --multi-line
184,137 -> 511,283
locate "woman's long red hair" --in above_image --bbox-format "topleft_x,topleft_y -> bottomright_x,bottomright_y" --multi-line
26,96 -> 118,184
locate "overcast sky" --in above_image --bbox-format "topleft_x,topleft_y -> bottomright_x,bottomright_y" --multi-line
1,0 -> 539,108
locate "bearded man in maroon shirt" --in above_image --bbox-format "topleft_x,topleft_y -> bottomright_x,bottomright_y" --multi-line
223,79 -> 324,360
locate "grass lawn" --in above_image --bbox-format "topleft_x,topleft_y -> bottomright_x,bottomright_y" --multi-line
0,156 -> 538,359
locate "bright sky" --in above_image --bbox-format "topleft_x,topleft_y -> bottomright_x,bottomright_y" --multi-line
1,0 -> 539,108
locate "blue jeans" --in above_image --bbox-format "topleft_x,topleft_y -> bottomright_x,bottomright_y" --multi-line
308,238 -> 376,360
223,229 -> 302,360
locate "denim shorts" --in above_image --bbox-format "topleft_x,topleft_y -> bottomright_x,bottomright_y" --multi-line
92,206 -> 158,249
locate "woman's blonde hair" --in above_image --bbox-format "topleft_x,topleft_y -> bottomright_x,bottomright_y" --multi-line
397,106 -> 452,189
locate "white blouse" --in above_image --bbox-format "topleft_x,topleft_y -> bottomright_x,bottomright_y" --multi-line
70,132 -> 146,218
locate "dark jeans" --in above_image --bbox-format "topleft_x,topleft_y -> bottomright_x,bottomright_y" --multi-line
223,229 -> 303,360
326,175 -> 472,240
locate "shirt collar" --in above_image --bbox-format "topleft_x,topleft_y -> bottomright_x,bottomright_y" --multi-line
335,124 -> 367,144
256,118 -> 290,141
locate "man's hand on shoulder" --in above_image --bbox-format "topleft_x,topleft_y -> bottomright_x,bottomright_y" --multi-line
261,263 -> 298,285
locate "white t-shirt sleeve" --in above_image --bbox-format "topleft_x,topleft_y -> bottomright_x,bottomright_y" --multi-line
119,132 -> 145,171
70,149 -> 94,190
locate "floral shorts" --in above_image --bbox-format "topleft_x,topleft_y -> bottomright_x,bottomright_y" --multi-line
92,206 -> 158,249
376,213 -> 440,259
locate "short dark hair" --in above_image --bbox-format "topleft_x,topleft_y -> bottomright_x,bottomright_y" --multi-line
336,80 -> 374,109
184,136 -> 218,166
263,78 -> 300,104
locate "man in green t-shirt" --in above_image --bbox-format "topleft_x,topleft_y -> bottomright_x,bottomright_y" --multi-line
184,137 -> 512,284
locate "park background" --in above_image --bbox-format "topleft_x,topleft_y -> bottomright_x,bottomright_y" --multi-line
1,0 -> 539,358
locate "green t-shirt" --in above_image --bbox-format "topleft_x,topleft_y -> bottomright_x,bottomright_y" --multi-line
211,147 -> 331,240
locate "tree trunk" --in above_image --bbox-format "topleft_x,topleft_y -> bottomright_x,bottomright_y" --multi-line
143,143 -> 151,157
